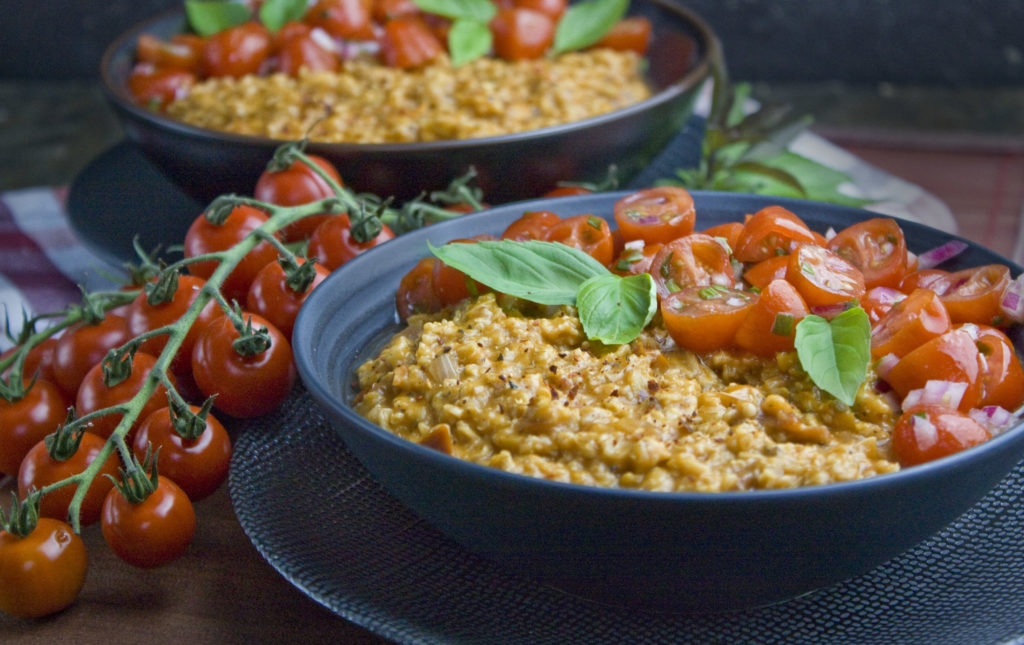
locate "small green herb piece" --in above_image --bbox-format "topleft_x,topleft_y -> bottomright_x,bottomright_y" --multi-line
259,0 -> 308,32
577,273 -> 657,345
552,0 -> 628,55
794,307 -> 871,406
448,20 -> 493,66
185,0 -> 252,37
771,312 -> 794,336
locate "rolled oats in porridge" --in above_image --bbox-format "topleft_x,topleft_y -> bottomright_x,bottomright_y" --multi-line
166,50 -> 651,142
354,293 -> 901,492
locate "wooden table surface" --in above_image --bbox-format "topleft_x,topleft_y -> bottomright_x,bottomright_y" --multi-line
3,86 -> 1024,645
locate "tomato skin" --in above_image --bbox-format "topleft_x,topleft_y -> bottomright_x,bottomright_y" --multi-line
305,0 -> 376,40
742,254 -> 790,292
860,286 -> 907,324
661,286 -> 757,353
612,241 -> 663,276
277,31 -> 341,75
701,221 -> 744,252
592,16 -> 652,54
253,154 -> 343,242
973,325 -> 1024,411
613,186 -> 696,245
52,313 -> 131,400
0,518 -> 88,618
501,210 -> 562,241
307,213 -> 396,270
101,475 -> 195,569
127,275 -> 219,379
190,313 -> 296,419
432,237 -> 494,306
0,380 -> 68,476
490,7 -> 555,60
733,206 -> 820,264
2,337 -> 59,389
184,205 -> 280,303
899,268 -> 950,294
544,186 -> 591,198
372,0 -> 420,23
514,0 -> 566,19
651,233 -> 735,299
75,352 -> 173,440
885,327 -> 984,411
127,64 -> 196,109
18,430 -> 119,527
787,243 -> 866,308
202,21 -> 272,78
396,258 -> 444,320
245,258 -> 330,340
544,214 -> 616,266
936,264 -> 1012,326
826,217 -> 908,289
734,279 -> 809,356
132,406 -> 233,502
379,16 -> 444,68
135,33 -> 204,72
892,404 -> 990,467
870,288 -> 951,360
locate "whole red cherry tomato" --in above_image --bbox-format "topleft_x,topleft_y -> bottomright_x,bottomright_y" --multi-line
0,379 -> 68,476
201,21 -> 272,78
246,257 -> 330,340
132,405 -> 232,502
1,337 -> 60,387
18,428 -> 119,527
0,516 -> 88,618
190,313 -> 296,418
75,351 -> 173,440
379,16 -> 444,68
52,313 -> 131,400
396,258 -> 445,321
892,404 -> 990,467
253,154 -> 344,242
101,474 -> 195,569
613,186 -> 696,245
490,7 -> 555,60
306,213 -> 396,270
184,204 -> 281,303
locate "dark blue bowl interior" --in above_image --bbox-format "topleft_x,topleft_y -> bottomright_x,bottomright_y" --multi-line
100,0 -> 718,205
293,191 -> 1024,611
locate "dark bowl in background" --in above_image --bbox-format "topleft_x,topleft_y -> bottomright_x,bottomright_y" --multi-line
291,191 -> 1024,612
99,0 -> 718,205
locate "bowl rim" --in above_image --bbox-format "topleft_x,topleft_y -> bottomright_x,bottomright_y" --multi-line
99,0 -> 721,151
293,189 -> 1024,506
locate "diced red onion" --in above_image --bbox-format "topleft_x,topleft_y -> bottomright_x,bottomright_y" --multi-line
810,302 -> 853,319
916,240 -> 969,270
901,380 -> 967,410
824,227 -> 837,241
968,405 -> 1019,436
624,239 -> 645,252
875,353 -> 899,380
310,27 -> 339,52
911,413 -> 939,448
1000,274 -> 1024,324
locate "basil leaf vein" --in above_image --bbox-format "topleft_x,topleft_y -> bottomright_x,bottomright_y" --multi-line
577,273 -> 657,345
794,308 -> 870,406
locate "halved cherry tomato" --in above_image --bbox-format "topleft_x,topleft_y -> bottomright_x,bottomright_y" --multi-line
245,257 -> 330,340
184,204 -> 280,303
271,21 -> 312,51
135,33 -> 204,72
0,380 -> 68,476
701,221 -> 744,251
732,206 -> 820,264
18,429 -> 119,527
613,186 -> 696,244
742,254 -> 790,291
885,327 -> 983,411
545,214 -> 615,266
51,313 -> 131,399
892,404 -> 990,467
787,243 -> 866,308
277,31 -> 340,75
592,16 -> 652,54
514,0 -> 567,19
306,213 -> 396,270
0,517 -> 88,618
612,241 -> 663,276
126,64 -> 195,109
379,16 -> 444,68
305,0 -> 376,40
253,154 -> 344,242
899,268 -> 950,294
661,285 -> 757,353
936,264 -> 1011,326
826,217 -> 908,289
201,21 -> 272,78
501,210 -> 561,241
860,286 -> 907,324
973,325 -> 1024,411
733,278 -> 809,356
490,7 -> 555,60
650,233 -> 734,299
75,351 -> 174,440
870,288 -> 951,359
396,258 -> 445,320
102,475 -> 195,569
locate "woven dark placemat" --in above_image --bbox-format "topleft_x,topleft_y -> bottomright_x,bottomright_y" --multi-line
230,383 -> 1024,645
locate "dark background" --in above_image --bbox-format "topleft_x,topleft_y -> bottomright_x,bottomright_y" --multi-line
1,0 -> 1023,84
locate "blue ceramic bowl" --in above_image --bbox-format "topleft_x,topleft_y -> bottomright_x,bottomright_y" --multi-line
292,191 -> 1024,612
100,0 -> 717,205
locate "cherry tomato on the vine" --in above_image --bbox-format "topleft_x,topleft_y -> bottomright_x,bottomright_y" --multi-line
0,517 -> 88,618
190,313 -> 296,418
246,257 -> 330,340
52,313 -> 131,400
1,337 -> 60,388
101,475 -> 196,569
613,186 -> 696,245
892,404 -> 990,467
184,204 -> 281,303
75,351 -> 173,440
253,154 -> 344,242
0,379 -> 68,476
307,213 -> 396,270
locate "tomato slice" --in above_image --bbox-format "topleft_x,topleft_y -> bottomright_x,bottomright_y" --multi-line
650,234 -> 735,299
885,327 -> 983,411
860,286 -> 907,324
501,210 -> 561,241
612,186 -> 696,245
592,16 -> 652,54
892,404 -> 990,467
870,288 -> 951,359
732,206 -> 820,264
733,279 -> 809,356
661,285 -> 757,353
899,268 -> 950,294
742,254 -> 789,291
973,325 -> 1024,410
379,16 -> 444,68
786,243 -> 866,308
544,214 -> 615,266
701,221 -> 744,252
611,241 -> 663,276
826,217 -> 908,289
936,264 -> 1012,326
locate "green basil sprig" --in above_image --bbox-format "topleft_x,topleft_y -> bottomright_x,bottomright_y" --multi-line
793,307 -> 870,406
185,0 -> 307,36
428,239 -> 656,344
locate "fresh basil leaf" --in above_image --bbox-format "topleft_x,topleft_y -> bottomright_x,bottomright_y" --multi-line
414,0 -> 496,22
552,0 -> 629,55
448,19 -> 492,66
428,239 -> 608,305
258,0 -> 308,32
577,273 -> 657,345
185,0 -> 252,37
794,308 -> 870,406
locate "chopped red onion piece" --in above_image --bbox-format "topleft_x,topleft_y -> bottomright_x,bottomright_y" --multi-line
810,302 -> 853,319
1000,274 -> 1024,323
911,413 -> 939,448
901,380 -> 967,410
875,353 -> 899,380
968,405 -> 1018,436
917,240 -> 969,270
